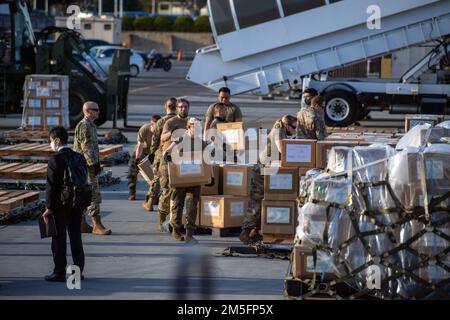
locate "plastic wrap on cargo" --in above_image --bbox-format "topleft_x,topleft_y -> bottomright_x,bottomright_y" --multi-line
396,124 -> 431,151
309,176 -> 351,205
352,144 -> 395,182
326,146 -> 354,173
298,169 -> 326,205
436,120 -> 450,129
423,143 -> 450,201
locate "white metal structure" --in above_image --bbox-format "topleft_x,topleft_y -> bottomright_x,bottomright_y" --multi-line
90,46 -> 145,77
187,0 -> 450,96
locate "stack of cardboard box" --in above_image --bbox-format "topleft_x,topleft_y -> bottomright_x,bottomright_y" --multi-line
22,75 -> 70,130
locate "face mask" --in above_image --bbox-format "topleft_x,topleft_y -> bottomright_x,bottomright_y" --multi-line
304,98 -> 311,107
179,112 -> 187,118
50,140 -> 58,152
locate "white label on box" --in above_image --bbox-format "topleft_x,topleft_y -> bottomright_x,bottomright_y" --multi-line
223,129 -> 240,144
426,160 -> 444,180
179,162 -> 202,175
204,201 -> 220,217
46,117 -> 61,126
267,207 -> 291,224
28,116 -> 41,126
230,201 -> 244,217
269,173 -> 293,190
46,99 -> 60,108
286,143 -> 312,163
306,255 -> 334,273
226,171 -> 244,186
36,86 -> 51,97
28,99 -> 41,108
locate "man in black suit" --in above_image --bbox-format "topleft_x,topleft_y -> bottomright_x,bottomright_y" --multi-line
42,126 -> 86,282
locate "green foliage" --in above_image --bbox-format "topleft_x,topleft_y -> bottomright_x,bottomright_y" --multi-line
194,16 -> 211,32
121,16 -> 135,31
133,16 -> 155,31
153,16 -> 174,31
173,16 -> 195,32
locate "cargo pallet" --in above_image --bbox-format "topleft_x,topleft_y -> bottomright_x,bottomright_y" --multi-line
1,128 -> 124,140
0,162 -> 47,179
0,190 -> 40,213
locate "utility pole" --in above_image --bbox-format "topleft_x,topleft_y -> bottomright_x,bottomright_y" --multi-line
119,0 -> 123,17
98,0 -> 102,16
114,0 -> 118,17
152,0 -> 156,15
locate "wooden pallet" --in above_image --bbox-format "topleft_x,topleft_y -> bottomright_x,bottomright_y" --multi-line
1,129 -> 123,140
0,143 -> 123,159
0,162 -> 48,179
0,191 -> 40,212
263,233 -> 295,244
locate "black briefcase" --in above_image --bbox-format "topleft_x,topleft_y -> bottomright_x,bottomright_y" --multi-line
38,215 -> 58,239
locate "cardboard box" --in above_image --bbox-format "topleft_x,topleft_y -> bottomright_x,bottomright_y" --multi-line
280,139 -> 316,168
216,122 -> 245,151
200,165 -> 221,195
138,155 -> 154,186
315,140 -> 359,169
292,244 -> 336,280
222,164 -> 256,196
405,114 -> 442,132
200,195 -> 247,228
261,200 -> 297,235
168,152 -> 212,188
264,167 -> 299,201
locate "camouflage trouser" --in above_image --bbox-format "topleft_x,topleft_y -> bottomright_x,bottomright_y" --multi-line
170,186 -> 201,231
87,165 -> 101,217
242,164 -> 264,230
158,158 -> 171,219
127,151 -> 160,199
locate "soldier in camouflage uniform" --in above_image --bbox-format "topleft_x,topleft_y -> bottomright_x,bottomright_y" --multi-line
160,99 -> 193,241
151,98 -> 177,230
73,102 -> 111,235
203,87 -> 243,137
127,115 -> 161,209
240,115 -> 297,245
163,116 -> 207,244
296,95 -> 327,140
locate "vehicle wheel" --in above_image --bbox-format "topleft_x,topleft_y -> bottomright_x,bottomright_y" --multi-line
163,60 -> 172,72
130,64 -> 139,77
323,90 -> 359,127
69,77 -> 105,127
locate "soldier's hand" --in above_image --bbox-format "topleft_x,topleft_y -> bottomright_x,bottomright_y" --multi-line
93,163 -> 101,176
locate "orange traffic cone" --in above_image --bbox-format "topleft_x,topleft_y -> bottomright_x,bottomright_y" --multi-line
177,50 -> 182,61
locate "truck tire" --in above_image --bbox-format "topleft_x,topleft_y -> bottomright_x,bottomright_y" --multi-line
69,78 -> 104,127
323,90 -> 359,127
130,64 -> 140,77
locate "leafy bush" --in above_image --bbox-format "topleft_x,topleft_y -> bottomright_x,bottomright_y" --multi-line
194,16 -> 211,32
173,16 -> 194,32
133,16 -> 155,31
153,15 -> 173,31
121,16 -> 135,31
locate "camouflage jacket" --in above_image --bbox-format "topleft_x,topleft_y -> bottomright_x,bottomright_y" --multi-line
73,117 -> 99,166
149,112 -> 177,158
296,108 -> 327,140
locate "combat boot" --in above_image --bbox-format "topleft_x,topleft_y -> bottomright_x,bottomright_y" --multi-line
81,215 -> 93,233
157,214 -> 166,232
249,228 -> 262,243
92,216 -> 112,235
128,187 -> 136,201
142,197 -> 154,212
239,228 -> 251,244
185,229 -> 198,244
172,227 -> 185,241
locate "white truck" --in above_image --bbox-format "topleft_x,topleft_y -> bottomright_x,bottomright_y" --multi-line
187,0 -> 450,126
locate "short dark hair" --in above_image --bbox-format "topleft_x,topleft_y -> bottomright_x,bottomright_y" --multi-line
151,115 -> 162,122
218,87 -> 231,95
49,126 -> 68,145
303,88 -> 318,96
166,97 -> 177,111
176,98 -> 190,108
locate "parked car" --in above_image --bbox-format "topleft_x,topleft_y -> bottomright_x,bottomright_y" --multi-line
89,45 -> 145,77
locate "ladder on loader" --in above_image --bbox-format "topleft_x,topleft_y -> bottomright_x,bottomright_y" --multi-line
187,0 -> 450,95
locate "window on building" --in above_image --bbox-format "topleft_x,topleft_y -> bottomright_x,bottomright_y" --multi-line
210,0 -> 236,35
281,0 -> 325,17
234,0 -> 280,29
104,24 -> 112,30
84,23 -> 92,30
